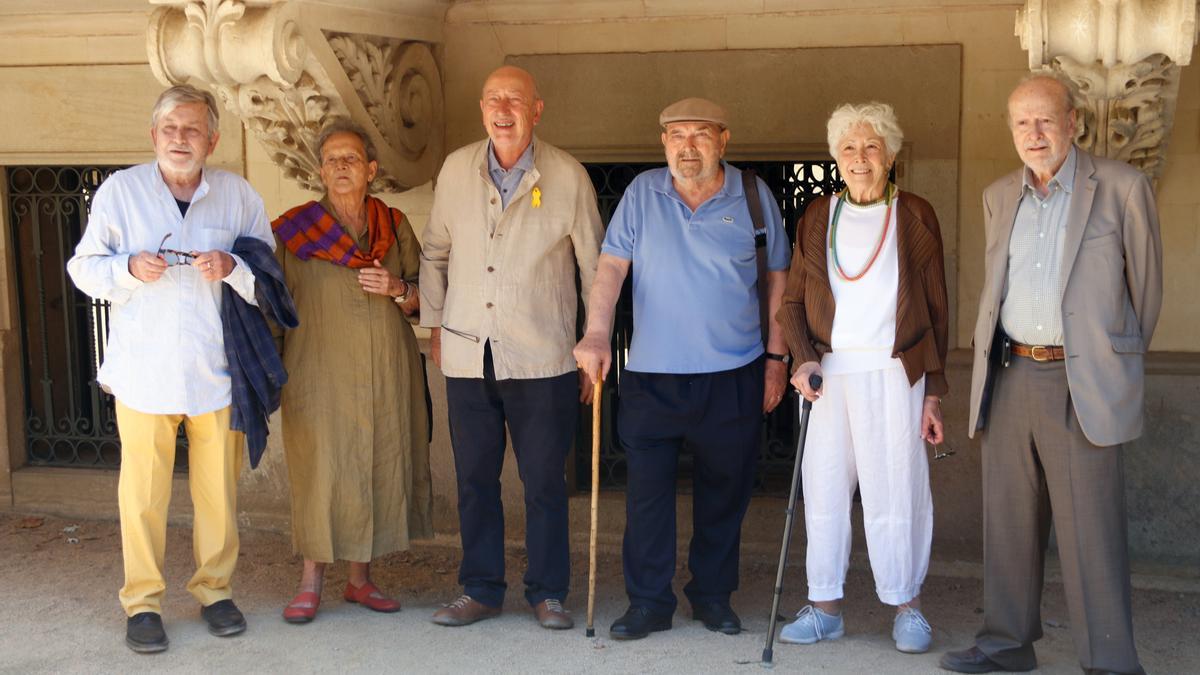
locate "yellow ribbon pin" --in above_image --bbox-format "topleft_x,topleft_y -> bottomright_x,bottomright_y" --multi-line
531,186 -> 542,208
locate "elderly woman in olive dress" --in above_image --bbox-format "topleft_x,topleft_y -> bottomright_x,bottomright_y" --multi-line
272,118 -> 432,623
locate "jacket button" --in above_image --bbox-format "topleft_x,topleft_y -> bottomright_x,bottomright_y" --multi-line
487,266 -> 495,272
486,302 -> 494,309
490,198 -> 497,205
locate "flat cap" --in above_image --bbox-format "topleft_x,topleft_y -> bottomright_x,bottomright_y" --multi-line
659,97 -> 729,129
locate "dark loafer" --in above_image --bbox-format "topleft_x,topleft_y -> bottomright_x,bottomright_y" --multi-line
939,646 -> 1028,673
609,606 -> 672,640
692,601 -> 742,635
125,612 -> 168,653
201,599 -> 247,637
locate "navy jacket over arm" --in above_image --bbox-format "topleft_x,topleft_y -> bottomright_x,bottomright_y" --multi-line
222,236 -> 299,468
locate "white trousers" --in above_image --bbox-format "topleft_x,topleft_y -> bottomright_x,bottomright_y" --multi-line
801,365 -> 932,605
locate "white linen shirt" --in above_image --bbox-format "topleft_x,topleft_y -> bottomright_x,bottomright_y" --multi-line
66,162 -> 273,416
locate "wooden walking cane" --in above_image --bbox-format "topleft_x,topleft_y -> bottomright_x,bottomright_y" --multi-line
586,369 -> 603,637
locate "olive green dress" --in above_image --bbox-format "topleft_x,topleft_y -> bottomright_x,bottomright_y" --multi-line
278,201 -> 433,562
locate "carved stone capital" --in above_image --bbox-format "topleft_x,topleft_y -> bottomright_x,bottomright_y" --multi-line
1016,0 -> 1199,181
147,0 -> 445,192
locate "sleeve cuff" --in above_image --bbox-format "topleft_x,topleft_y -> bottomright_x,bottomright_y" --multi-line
925,372 -> 949,398
113,254 -> 142,291
599,244 -> 633,260
223,253 -> 258,306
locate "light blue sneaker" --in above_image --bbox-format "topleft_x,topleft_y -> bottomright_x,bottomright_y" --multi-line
892,607 -> 932,653
779,605 -> 844,644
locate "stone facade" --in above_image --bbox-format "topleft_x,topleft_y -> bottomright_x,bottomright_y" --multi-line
0,0 -> 1197,567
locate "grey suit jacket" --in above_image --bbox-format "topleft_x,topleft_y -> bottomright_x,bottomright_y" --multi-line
968,148 -> 1163,447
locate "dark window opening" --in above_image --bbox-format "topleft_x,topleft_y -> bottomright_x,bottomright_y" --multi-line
7,166 -> 188,471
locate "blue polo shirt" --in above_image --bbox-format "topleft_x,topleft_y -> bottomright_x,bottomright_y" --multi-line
602,162 -> 790,374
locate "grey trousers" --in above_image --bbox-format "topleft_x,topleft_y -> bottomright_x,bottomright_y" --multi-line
975,357 -> 1142,674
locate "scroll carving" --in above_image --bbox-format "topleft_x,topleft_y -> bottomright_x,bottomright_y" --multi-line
147,0 -> 444,192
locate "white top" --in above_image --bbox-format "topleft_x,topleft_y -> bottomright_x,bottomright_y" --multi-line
66,162 -> 273,415
823,194 -> 901,375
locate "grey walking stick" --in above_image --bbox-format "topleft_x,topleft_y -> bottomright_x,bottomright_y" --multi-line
762,373 -> 822,667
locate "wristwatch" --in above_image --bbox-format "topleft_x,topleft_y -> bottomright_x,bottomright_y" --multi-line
393,280 -> 412,304
765,352 -> 790,364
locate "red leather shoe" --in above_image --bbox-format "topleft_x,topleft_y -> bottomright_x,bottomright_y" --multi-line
282,591 -> 320,624
344,581 -> 401,613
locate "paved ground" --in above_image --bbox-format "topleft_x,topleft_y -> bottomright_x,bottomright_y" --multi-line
1,512 -> 1197,674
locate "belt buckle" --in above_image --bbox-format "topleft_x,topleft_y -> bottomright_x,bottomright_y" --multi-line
1030,345 -> 1050,362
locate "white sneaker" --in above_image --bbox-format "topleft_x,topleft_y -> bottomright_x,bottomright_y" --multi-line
779,605 -> 845,644
892,607 -> 932,654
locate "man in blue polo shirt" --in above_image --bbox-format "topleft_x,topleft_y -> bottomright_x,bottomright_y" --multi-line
574,97 -> 791,640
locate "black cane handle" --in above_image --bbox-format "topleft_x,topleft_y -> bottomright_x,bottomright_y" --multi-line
800,374 -> 822,411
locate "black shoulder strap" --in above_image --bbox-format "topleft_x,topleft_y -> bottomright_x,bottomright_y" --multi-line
741,169 -> 770,349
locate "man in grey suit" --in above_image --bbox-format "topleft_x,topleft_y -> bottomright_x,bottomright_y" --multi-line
940,74 -> 1161,674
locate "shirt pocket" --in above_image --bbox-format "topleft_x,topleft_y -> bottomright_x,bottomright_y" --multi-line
198,221 -> 238,252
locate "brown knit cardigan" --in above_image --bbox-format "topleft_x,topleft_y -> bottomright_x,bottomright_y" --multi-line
776,191 -> 950,397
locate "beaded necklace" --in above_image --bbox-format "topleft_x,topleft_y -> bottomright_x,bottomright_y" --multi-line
829,182 -> 895,282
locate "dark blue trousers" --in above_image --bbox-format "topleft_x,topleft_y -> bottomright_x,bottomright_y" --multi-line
444,344 -> 577,608
618,357 -> 764,615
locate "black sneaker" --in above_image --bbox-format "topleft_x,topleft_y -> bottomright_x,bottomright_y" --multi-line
200,599 -> 247,637
609,606 -> 672,640
125,612 -> 168,653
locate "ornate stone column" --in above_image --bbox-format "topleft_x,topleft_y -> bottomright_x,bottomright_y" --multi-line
1016,0 -> 1199,181
146,0 -> 446,192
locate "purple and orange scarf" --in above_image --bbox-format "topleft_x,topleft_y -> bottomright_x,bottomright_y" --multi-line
271,196 -> 397,268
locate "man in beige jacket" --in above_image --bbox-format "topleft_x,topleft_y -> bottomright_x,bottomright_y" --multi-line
419,65 -> 603,630
941,73 -> 1161,674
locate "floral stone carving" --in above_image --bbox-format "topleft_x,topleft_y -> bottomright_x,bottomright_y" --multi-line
147,0 -> 444,192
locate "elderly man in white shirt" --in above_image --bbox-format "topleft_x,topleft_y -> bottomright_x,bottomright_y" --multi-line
67,84 -> 273,654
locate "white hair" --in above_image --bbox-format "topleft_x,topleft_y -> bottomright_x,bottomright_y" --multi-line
826,101 -> 904,159
150,85 -> 220,139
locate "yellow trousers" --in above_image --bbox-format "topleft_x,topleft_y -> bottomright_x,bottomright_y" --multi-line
115,400 -> 243,616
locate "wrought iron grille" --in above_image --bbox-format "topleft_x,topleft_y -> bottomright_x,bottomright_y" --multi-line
6,166 -> 188,471
576,160 -> 847,496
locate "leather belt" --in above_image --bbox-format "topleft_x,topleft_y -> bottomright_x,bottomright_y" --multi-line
1011,342 -> 1065,362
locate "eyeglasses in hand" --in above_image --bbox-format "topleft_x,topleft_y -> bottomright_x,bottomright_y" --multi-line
929,442 -> 957,461
157,233 -> 195,267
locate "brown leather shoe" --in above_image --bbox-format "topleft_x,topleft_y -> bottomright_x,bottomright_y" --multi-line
533,599 -> 574,630
431,595 -> 501,627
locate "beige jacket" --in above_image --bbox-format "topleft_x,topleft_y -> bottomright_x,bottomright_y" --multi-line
969,148 -> 1163,446
420,137 -> 603,379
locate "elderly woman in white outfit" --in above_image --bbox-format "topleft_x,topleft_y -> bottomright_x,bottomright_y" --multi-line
775,102 -> 949,654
